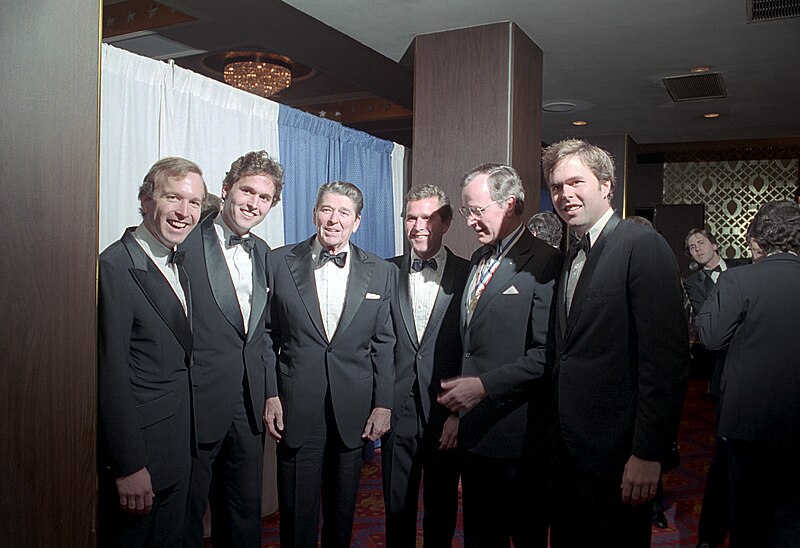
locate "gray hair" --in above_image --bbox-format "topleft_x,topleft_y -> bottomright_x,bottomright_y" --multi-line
461,163 -> 525,215
404,184 -> 453,222
315,181 -> 364,216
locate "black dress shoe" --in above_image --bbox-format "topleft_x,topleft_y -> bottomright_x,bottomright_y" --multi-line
651,509 -> 668,529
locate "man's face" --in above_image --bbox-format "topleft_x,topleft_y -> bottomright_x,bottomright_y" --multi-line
686,233 -> 719,267
141,172 -> 204,249
314,192 -> 361,252
405,197 -> 451,260
549,154 -> 611,237
461,174 -> 513,245
220,174 -> 276,236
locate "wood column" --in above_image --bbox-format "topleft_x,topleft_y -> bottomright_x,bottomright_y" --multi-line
412,22 -> 543,258
0,1 -> 100,546
583,134 -> 638,218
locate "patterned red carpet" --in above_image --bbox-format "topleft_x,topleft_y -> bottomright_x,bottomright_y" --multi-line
257,379 -> 724,547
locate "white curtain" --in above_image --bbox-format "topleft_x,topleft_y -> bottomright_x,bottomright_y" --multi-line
99,44 -> 282,251
391,143 -> 410,256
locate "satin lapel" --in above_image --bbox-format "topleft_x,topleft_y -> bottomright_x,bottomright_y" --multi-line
286,238 -> 327,342
470,232 -> 533,325
397,254 -> 419,348
201,221 -> 246,338
178,265 -> 192,334
556,258 -> 569,337
122,230 -> 193,357
420,249 -> 456,348
246,238 -> 268,342
564,214 -> 621,339
331,245 -> 373,343
702,272 -> 715,296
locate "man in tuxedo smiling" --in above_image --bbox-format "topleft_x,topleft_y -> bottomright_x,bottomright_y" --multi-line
263,181 -> 396,548
98,157 -> 205,547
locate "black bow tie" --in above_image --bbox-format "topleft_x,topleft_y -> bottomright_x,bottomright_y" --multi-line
705,265 -> 722,274
319,250 -> 347,268
570,234 -> 591,256
228,235 -> 254,253
411,258 -> 438,272
167,250 -> 185,266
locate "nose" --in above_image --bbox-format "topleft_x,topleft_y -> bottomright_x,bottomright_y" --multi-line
466,215 -> 479,227
414,217 -> 426,230
175,200 -> 190,218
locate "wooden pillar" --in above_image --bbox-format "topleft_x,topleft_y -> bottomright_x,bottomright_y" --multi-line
0,1 -> 99,546
412,22 -> 543,258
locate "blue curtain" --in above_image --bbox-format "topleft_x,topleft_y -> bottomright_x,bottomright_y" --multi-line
278,106 -> 395,258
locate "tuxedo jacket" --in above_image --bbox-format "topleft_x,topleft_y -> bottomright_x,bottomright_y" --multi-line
98,228 -> 194,491
264,236 -> 396,449
684,258 -> 750,316
382,249 -> 469,507
684,257 -> 749,396
553,215 -> 689,490
459,228 -> 563,460
696,253 -> 800,446
178,213 -> 269,443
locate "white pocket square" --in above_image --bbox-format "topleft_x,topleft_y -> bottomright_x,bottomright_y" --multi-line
503,286 -> 520,295
365,292 -> 381,300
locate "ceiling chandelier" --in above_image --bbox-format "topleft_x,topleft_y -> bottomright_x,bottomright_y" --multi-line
222,53 -> 293,97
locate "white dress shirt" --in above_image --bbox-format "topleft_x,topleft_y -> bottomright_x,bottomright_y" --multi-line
133,224 -> 188,315
312,238 -> 351,340
705,257 -> 728,284
409,247 -> 447,341
214,215 -> 254,333
566,207 -> 614,313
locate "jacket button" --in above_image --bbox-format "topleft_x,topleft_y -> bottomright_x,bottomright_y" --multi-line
465,352 -> 471,358
327,347 -> 333,353
561,354 -> 568,361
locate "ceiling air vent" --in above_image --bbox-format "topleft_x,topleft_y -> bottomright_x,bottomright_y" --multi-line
747,0 -> 800,22
662,72 -> 726,102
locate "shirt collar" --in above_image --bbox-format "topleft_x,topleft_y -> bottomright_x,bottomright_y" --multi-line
410,246 -> 447,271
585,207 -> 614,248
214,212 -> 249,246
134,223 -> 173,262
312,237 -> 351,266
494,222 -> 525,255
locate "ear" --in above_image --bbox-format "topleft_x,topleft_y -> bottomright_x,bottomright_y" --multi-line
140,196 -> 152,215
505,197 -> 516,217
352,214 -> 362,233
441,217 -> 452,234
312,208 -> 318,226
220,184 -> 230,200
601,180 -> 612,200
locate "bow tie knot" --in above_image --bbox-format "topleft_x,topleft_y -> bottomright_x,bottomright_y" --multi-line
570,234 -> 591,256
706,265 -> 722,274
228,235 -> 254,253
319,250 -> 347,268
167,250 -> 185,266
411,257 -> 438,272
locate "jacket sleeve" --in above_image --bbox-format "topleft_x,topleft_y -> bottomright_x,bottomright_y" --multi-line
371,262 -> 397,409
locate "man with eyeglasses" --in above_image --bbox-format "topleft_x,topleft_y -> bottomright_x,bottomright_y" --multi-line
437,163 -> 563,547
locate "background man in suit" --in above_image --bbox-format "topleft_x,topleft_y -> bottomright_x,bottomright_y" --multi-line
382,184 -> 469,547
181,150 -> 283,547
263,181 -> 396,548
683,227 -> 748,548
438,164 -> 563,547
696,200 -> 800,548
98,157 -> 206,547
543,139 -> 689,548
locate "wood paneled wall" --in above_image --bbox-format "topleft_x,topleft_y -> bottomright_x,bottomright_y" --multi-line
412,22 -> 543,258
0,1 -> 100,546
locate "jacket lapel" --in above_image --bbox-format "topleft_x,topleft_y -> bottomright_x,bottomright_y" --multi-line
396,254 -> 419,348
286,237 -> 328,342
563,213 -> 621,340
331,244 -> 373,343
201,218 -> 246,338
420,248 -> 457,347
246,238 -> 268,342
122,229 -> 193,357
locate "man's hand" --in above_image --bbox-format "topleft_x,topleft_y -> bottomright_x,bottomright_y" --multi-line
362,407 -> 391,441
438,414 -> 459,450
263,396 -> 284,441
115,467 -> 154,515
621,455 -> 661,505
437,376 -> 487,412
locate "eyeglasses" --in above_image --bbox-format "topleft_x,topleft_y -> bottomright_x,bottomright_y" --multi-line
458,200 -> 502,219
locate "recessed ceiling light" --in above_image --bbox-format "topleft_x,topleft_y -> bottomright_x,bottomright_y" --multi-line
543,101 -> 576,113
572,120 -> 588,126
690,66 -> 711,73
703,112 -> 720,118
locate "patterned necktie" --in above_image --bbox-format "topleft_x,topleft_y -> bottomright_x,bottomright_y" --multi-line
411,258 -> 438,272
228,234 -> 254,253
319,250 -> 347,268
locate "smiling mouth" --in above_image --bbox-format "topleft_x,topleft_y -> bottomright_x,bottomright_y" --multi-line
563,203 -> 582,213
241,209 -> 258,218
167,220 -> 189,229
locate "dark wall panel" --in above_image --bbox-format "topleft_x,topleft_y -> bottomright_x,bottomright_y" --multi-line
0,1 -> 99,546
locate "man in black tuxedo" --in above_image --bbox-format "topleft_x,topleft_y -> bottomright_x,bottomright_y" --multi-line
263,181 -> 396,548
381,184 -> 469,547
180,151 -> 283,547
543,139 -> 689,548
696,200 -> 800,548
438,164 -> 563,547
683,228 -> 748,548
98,157 -> 206,547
